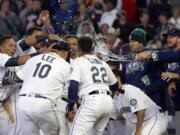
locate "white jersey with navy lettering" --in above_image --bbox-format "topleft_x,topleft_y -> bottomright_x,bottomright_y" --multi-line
70,54 -> 117,98
112,84 -> 160,123
0,53 -> 15,135
15,52 -> 71,135
17,52 -> 70,99
112,85 -> 168,135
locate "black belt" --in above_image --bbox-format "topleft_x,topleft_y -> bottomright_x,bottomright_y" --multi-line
61,97 -> 69,103
88,90 -> 111,95
20,94 -> 69,103
19,94 -> 47,99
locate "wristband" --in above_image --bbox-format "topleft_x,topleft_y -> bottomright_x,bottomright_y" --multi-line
66,103 -> 75,112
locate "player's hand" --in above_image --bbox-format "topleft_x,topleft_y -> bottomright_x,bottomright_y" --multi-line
66,109 -> 77,122
37,10 -> 49,25
136,51 -> 152,61
48,34 -> 61,41
168,81 -> 176,97
161,72 -> 179,82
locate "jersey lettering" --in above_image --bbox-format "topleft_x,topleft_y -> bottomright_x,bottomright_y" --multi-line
42,55 -> 56,63
126,62 -> 144,74
87,58 -> 103,65
120,106 -> 131,113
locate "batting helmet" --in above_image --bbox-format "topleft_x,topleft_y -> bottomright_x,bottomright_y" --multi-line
51,41 -> 71,62
51,40 -> 71,51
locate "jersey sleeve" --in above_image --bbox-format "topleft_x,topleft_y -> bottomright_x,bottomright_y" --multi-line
0,53 -> 11,67
125,85 -> 146,113
152,50 -> 180,62
69,60 -> 81,82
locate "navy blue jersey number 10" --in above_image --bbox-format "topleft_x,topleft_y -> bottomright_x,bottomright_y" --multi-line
33,62 -> 51,78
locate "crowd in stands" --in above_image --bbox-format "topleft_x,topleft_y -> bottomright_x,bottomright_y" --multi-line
0,0 -> 179,51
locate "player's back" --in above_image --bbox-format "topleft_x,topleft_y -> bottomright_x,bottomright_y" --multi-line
119,84 -> 160,122
18,52 -> 70,99
71,54 -> 116,97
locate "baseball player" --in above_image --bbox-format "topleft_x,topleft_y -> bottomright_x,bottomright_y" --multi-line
67,36 -> 118,135
15,41 -> 71,135
137,27 -> 180,135
65,35 -> 78,60
0,35 -> 42,135
120,28 -> 168,111
112,84 -> 168,135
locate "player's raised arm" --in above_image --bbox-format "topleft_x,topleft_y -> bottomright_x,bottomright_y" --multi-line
137,50 -> 180,62
18,34 -> 61,52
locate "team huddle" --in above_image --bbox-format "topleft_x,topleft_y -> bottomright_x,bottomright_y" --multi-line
0,26 -> 180,135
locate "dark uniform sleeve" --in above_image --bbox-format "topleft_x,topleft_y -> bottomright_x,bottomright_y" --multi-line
152,50 -> 180,62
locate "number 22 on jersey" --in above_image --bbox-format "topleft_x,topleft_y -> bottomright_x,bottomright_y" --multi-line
91,66 -> 108,83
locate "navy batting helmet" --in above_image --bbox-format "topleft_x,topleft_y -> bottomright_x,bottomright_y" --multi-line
51,40 -> 71,51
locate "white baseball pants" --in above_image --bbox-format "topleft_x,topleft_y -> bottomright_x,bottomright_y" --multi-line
0,103 -> 10,135
131,112 -> 168,135
70,93 -> 113,135
13,96 -> 69,135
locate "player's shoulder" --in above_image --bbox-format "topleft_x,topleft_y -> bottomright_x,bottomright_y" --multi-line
71,56 -> 83,65
0,53 -> 11,58
0,53 -> 12,67
26,53 -> 43,63
122,84 -> 142,95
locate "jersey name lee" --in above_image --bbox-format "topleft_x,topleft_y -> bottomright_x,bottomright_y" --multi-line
41,55 -> 56,63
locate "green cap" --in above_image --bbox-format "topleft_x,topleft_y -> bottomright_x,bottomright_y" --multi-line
129,28 -> 146,45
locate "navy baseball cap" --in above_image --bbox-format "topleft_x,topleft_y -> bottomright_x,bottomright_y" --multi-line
163,27 -> 180,37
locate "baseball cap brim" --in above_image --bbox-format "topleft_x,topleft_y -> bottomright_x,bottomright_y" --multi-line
163,29 -> 180,37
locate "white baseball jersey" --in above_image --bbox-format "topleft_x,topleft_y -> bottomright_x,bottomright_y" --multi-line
112,84 -> 160,123
0,53 -> 14,101
17,52 -> 70,99
70,54 -> 117,98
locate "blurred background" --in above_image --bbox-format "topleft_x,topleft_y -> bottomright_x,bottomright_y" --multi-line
0,0 -> 179,49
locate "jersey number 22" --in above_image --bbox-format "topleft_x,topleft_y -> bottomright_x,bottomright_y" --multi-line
91,66 -> 108,83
